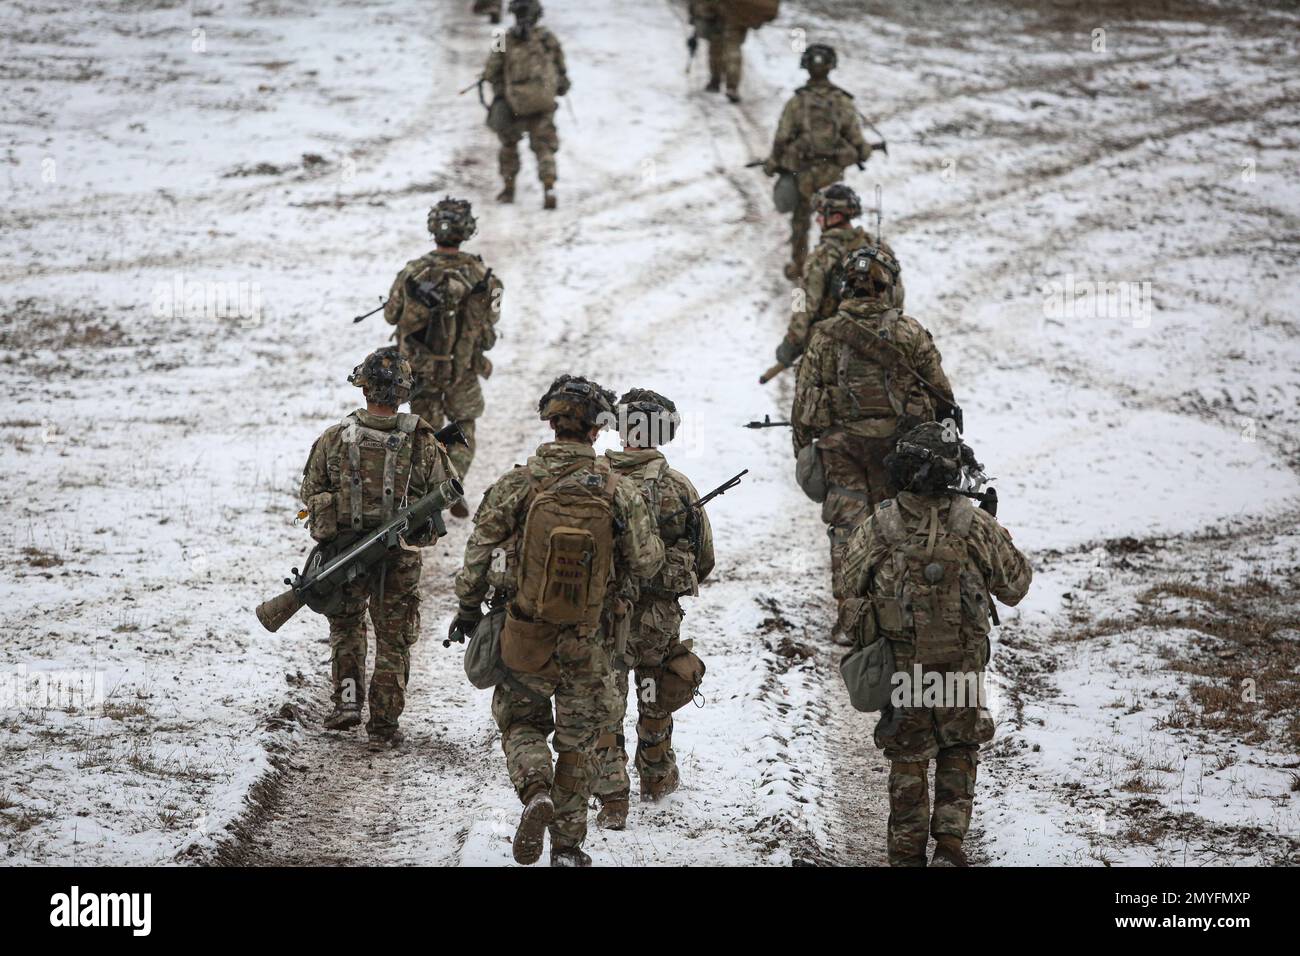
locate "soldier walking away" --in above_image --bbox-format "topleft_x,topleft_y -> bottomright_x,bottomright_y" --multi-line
472,0 -> 502,24
383,198 -> 502,515
590,389 -> 715,829
842,423 -> 1031,866
791,245 -> 959,642
688,1 -> 775,102
763,44 -> 884,279
299,348 -> 459,750
483,0 -> 570,209
449,376 -> 664,866
775,184 -> 905,371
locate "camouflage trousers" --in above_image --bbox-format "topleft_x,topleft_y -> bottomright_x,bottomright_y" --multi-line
704,22 -> 748,93
874,658 -> 995,866
409,366 -> 483,479
819,429 -> 897,626
491,629 -> 621,851
326,548 -> 422,735
497,110 -> 559,188
592,598 -> 684,802
791,162 -> 849,272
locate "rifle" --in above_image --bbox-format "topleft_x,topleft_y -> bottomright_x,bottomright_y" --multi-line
660,469 -> 748,525
459,75 -> 489,110
352,297 -> 387,324
256,479 -> 465,633
744,159 -> 769,169
744,414 -> 790,429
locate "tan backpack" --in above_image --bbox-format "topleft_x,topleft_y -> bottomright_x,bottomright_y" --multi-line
724,0 -> 779,29
503,30 -> 559,117
515,459 -> 619,629
871,495 -> 978,663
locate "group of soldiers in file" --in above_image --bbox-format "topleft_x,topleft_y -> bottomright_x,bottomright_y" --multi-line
280,0 -> 1032,868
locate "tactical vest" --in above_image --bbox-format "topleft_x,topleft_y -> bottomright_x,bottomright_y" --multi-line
826,307 -> 907,421
870,495 -> 993,663
338,412 -> 419,531
503,30 -> 559,117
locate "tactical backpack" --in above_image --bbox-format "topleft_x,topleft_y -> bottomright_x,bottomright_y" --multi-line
630,458 -> 699,598
500,459 -> 620,672
399,258 -> 488,392
870,495 -> 986,663
724,0 -> 780,29
823,307 -> 923,422
797,86 -> 850,164
503,30 -> 559,117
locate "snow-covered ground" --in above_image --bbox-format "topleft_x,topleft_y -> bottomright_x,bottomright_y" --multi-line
2,0 -> 1297,866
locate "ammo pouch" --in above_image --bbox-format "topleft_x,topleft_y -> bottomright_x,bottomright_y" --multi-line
656,541 -> 699,598
487,97 -> 514,134
795,441 -> 827,503
773,171 -> 798,214
839,600 -> 896,713
464,606 -> 508,690
653,640 -> 706,712
499,605 -> 560,674
306,492 -> 338,542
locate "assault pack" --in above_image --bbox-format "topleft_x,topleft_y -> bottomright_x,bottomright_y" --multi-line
502,29 -> 560,116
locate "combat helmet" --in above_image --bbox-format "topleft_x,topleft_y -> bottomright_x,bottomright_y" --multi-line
840,243 -> 902,300
509,0 -> 543,24
617,387 -> 680,447
885,422 -> 981,496
427,196 -> 477,246
800,43 -> 837,73
813,184 -> 862,221
538,374 -> 616,435
348,346 -> 414,408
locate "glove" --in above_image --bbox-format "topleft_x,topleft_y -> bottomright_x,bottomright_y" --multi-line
761,158 -> 777,177
557,77 -> 571,97
775,339 -> 801,367
445,603 -> 483,646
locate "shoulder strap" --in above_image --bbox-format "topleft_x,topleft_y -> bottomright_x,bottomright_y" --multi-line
946,494 -> 977,538
875,499 -> 908,546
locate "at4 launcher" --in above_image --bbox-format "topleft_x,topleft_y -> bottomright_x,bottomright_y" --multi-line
255,479 -> 464,633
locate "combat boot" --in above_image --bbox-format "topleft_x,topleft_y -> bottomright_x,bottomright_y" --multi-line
543,187 -> 557,210
513,788 -> 554,865
323,704 -> 362,731
726,90 -> 741,104
497,181 -> 515,204
596,796 -> 629,831
640,765 -> 679,802
367,727 -> 403,751
550,846 -> 592,867
705,77 -> 721,92
784,260 -> 803,281
930,835 -> 969,867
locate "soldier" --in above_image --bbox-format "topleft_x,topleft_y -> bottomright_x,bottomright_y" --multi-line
472,0 -> 502,24
763,44 -> 884,279
689,0 -> 747,102
449,375 -> 664,866
383,197 -> 502,515
300,348 -> 459,750
775,184 -> 905,370
483,0 -> 570,209
791,245 -> 959,641
590,389 -> 715,829
842,423 -> 1032,866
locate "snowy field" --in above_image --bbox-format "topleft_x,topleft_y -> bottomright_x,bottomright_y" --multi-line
1,0 -> 1298,866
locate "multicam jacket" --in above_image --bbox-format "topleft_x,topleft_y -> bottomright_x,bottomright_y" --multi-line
786,226 -> 905,351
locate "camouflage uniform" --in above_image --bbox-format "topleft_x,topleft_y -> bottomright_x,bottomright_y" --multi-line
384,249 -> 501,480
791,295 -> 954,625
456,442 -> 664,854
300,408 -> 458,737
484,22 -> 569,198
690,0 -> 747,97
844,489 -> 1031,865
767,78 -> 875,276
785,226 -> 904,356
591,448 -> 716,808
